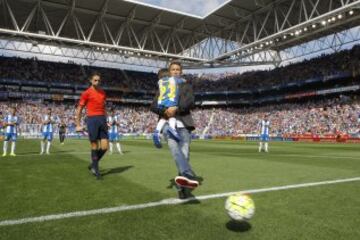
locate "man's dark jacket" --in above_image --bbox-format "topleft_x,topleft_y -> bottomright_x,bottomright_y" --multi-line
150,81 -> 195,131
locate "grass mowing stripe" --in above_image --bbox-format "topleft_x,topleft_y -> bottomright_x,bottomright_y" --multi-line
11,152 -> 90,157
8,151 -> 360,159
0,177 -> 359,227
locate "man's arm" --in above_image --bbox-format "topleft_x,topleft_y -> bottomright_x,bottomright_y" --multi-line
76,90 -> 88,131
177,82 -> 195,115
258,121 -> 262,135
7,121 -> 15,126
49,117 -> 56,125
75,105 -> 84,131
3,117 -> 8,127
107,116 -> 112,127
116,116 -> 121,126
12,117 -> 18,126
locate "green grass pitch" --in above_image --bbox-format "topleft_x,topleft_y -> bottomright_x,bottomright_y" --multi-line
0,139 -> 359,240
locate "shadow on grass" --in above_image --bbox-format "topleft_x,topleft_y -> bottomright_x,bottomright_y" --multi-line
225,220 -> 252,232
182,189 -> 201,205
22,150 -> 75,155
101,165 -> 133,176
109,151 -> 131,154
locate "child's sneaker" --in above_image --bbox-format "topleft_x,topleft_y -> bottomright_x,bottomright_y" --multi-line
152,130 -> 162,148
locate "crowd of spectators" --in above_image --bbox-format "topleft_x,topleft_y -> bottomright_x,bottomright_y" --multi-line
189,44 -> 360,91
1,43 -> 359,136
193,97 -> 360,136
1,97 -> 359,136
1,45 -> 359,93
0,56 -> 158,91
0,101 -> 158,135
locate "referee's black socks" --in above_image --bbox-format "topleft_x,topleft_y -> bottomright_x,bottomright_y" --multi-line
97,149 -> 107,161
91,150 -> 99,171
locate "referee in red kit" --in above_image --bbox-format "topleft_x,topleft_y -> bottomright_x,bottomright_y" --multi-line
76,72 -> 108,180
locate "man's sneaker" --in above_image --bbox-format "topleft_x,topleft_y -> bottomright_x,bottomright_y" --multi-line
175,175 -> 199,189
40,152 -> 44,155
152,130 -> 162,148
167,127 -> 181,142
2,153 -> 6,157
10,153 -> 16,157
88,164 -> 97,176
88,164 -> 101,180
178,188 -> 188,199
95,174 -> 102,180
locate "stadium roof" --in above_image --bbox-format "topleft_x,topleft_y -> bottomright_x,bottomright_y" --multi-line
0,0 -> 360,68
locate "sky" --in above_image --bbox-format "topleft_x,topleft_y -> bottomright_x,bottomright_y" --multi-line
124,0 -> 230,18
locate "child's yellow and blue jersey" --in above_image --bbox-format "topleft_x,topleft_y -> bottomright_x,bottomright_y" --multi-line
157,77 -> 185,108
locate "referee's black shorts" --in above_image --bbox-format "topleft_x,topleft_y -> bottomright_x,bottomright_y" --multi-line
86,116 -> 108,142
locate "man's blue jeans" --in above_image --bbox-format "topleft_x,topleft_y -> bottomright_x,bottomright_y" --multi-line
162,124 -> 195,177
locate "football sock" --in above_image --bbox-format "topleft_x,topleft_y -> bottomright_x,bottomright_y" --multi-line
3,141 -> 8,154
97,149 -> 107,161
11,142 -> 16,154
46,141 -> 51,153
40,141 -> 45,153
109,142 -> 113,153
116,143 -> 122,154
91,149 -> 99,172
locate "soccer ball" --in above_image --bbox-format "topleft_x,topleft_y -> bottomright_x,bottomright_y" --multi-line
225,193 -> 255,221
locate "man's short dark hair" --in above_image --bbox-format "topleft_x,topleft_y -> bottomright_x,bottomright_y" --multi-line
89,72 -> 101,81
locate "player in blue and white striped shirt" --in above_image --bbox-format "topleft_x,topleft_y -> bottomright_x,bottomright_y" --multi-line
40,108 -> 57,155
2,107 -> 19,157
107,109 -> 123,155
259,116 -> 270,153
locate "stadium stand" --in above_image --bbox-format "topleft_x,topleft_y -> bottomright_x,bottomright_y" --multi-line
0,45 -> 359,93
0,96 -> 359,137
0,45 -> 359,138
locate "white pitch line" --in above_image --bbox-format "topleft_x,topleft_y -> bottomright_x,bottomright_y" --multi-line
260,153 -> 360,160
0,177 -> 359,227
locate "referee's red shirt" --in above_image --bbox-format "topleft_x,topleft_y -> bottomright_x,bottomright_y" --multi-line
79,87 -> 106,116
